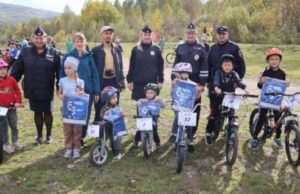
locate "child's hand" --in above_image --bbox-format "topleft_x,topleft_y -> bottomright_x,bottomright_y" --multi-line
59,95 -> 64,100
286,80 -> 291,87
154,96 -> 161,102
214,87 -> 222,95
140,98 -> 148,103
14,103 -> 22,108
260,76 -> 269,84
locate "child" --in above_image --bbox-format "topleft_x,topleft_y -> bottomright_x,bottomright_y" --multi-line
205,54 -> 249,146
0,59 -> 22,154
133,83 -> 165,150
250,48 -> 289,150
168,62 -> 199,152
100,86 -> 124,159
59,56 -> 85,158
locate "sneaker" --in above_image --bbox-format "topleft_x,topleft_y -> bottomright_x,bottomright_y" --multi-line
249,139 -> 258,150
73,149 -> 80,158
168,134 -> 176,143
188,143 -> 195,153
34,137 -> 42,145
205,133 -> 213,146
80,140 -> 86,148
45,136 -> 53,144
132,141 -> 139,150
114,153 -> 122,160
155,143 -> 161,151
64,149 -> 73,158
273,137 -> 284,148
3,144 -> 15,154
13,141 -> 23,150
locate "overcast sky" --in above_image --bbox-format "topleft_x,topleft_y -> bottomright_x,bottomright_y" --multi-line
0,0 -> 208,15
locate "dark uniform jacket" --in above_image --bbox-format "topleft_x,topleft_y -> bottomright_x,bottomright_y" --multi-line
208,40 -> 245,84
11,45 -> 60,101
92,44 -> 125,90
213,69 -> 246,93
173,41 -> 208,86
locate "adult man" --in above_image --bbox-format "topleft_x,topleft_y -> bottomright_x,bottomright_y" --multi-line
92,26 -> 125,122
170,23 -> 208,149
11,26 -> 61,145
205,26 -> 246,145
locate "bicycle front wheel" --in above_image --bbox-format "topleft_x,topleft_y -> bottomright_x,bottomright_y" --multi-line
142,134 -> 152,158
225,126 -> 238,165
176,145 -> 186,174
285,124 -> 300,166
89,141 -> 108,166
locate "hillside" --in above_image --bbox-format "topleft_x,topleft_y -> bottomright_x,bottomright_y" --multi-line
0,2 -> 60,26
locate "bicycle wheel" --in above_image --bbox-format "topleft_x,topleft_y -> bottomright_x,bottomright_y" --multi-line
225,126 -> 238,165
285,124 -> 300,166
176,145 -> 186,174
166,53 -> 175,65
212,117 -> 223,142
142,134 -> 152,158
249,108 -> 259,137
89,141 -> 108,166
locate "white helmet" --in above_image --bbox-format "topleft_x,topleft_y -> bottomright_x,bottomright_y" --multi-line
172,62 -> 192,73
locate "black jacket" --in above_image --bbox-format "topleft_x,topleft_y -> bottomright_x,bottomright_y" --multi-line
127,43 -> 164,85
257,67 -> 286,89
11,45 -> 60,101
92,44 -> 124,89
213,69 -> 246,93
208,40 -> 246,84
173,41 -> 208,86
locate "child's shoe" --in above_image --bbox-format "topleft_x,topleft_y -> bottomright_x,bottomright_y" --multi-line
64,149 -> 73,158
73,149 -> 81,158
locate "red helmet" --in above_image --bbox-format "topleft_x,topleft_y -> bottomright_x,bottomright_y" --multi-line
265,48 -> 282,60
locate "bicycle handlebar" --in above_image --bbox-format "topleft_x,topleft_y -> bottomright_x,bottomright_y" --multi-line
223,92 -> 259,98
264,92 -> 300,97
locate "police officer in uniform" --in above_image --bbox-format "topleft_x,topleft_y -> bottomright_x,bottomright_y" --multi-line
172,22 -> 209,143
11,27 -> 61,145
127,25 -> 164,101
205,26 -> 246,145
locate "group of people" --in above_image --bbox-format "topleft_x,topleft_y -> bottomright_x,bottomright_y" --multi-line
0,22 -> 290,160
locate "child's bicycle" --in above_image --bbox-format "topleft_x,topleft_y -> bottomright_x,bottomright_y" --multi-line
249,92 -> 300,166
213,93 -> 258,165
135,100 -> 162,158
172,100 -> 202,173
89,120 -> 109,166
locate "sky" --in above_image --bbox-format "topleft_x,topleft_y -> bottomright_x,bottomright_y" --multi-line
0,0 -> 208,15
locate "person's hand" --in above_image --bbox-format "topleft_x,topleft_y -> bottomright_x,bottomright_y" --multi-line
14,103 -> 22,108
140,98 -> 148,103
214,87 -> 222,95
128,83 -> 133,91
260,76 -> 269,84
154,96 -> 161,102
59,94 -> 64,100
157,83 -> 163,89
94,95 -> 99,103
56,89 -> 60,98
286,80 -> 291,87
119,80 -> 126,92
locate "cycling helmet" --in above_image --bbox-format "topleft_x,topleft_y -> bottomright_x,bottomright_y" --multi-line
220,54 -> 235,65
0,59 -> 9,68
265,48 -> 282,61
172,62 -> 192,73
101,86 -> 118,103
144,83 -> 159,96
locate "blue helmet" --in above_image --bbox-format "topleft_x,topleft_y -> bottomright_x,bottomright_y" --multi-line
101,86 -> 118,102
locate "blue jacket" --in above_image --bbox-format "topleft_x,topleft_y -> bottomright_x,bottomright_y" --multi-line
61,48 -> 100,95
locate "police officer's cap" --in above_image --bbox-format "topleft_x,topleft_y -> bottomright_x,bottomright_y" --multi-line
217,26 -> 228,33
142,25 -> 152,33
186,22 -> 197,32
34,26 -> 46,36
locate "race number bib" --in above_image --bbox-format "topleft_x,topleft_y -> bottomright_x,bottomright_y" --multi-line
0,107 -> 8,116
87,125 -> 99,138
136,118 -> 153,131
222,95 -> 241,110
178,112 -> 197,127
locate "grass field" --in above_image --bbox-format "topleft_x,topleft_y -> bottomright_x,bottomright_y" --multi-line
0,43 -> 300,194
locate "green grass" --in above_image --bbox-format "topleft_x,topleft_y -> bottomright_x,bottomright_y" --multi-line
1,43 -> 300,194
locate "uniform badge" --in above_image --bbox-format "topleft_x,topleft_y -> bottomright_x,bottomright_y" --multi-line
194,54 -> 200,61
150,51 -> 155,56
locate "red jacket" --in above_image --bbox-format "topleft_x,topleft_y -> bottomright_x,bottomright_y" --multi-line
0,76 -> 22,107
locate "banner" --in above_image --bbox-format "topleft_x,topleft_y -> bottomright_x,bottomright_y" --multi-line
62,94 -> 89,125
103,107 -> 127,137
171,80 -> 196,111
259,78 -> 286,110
137,100 -> 162,117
